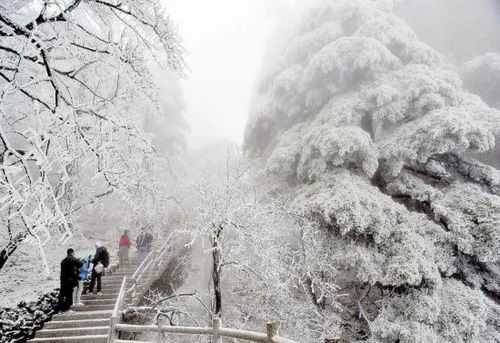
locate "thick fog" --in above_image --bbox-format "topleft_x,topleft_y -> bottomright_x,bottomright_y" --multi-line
165,0 -> 500,149
397,0 -> 500,63
165,0 -> 299,148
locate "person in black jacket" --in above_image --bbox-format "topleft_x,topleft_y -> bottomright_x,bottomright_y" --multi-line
89,242 -> 110,295
58,248 -> 82,312
136,226 -> 153,264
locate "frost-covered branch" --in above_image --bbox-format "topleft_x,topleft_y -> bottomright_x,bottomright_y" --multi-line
0,0 -> 185,273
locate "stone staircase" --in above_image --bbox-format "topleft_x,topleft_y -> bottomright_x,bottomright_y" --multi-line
28,267 -> 135,343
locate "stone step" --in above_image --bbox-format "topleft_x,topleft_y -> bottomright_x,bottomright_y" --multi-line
102,278 -> 132,282
104,273 -> 134,278
99,282 -> 132,288
104,282 -> 132,286
28,334 -> 107,343
81,296 -> 117,302
99,288 -> 123,293
114,268 -> 136,271
82,299 -> 115,306
35,326 -> 109,338
81,296 -> 124,303
74,304 -> 114,312
112,268 -> 136,271
109,268 -> 134,272
82,292 -> 119,299
87,286 -> 122,291
103,274 -> 132,278
44,318 -> 110,329
53,310 -> 112,321
97,290 -> 122,295
101,280 -> 129,285
97,286 -> 128,291
108,276 -> 135,280
103,276 -> 132,280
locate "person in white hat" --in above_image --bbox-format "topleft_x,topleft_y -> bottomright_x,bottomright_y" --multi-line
89,242 -> 110,295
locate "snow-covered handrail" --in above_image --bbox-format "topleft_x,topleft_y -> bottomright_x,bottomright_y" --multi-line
107,276 -> 128,343
129,249 -> 154,282
125,251 -> 154,297
113,319 -> 298,343
126,233 -> 174,299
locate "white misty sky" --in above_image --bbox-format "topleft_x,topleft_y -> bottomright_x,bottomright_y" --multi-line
164,0 -> 296,148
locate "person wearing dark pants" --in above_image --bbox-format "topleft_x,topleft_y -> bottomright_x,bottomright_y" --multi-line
58,248 -> 82,312
136,226 -> 153,265
89,268 -> 102,294
89,242 -> 110,295
58,284 -> 74,312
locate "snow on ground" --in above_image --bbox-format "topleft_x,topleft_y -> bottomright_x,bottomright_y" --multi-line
0,206 -> 146,307
0,233 -> 93,307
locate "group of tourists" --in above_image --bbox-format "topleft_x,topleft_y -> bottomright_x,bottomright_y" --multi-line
58,226 -> 154,312
58,242 -> 110,312
118,226 -> 154,266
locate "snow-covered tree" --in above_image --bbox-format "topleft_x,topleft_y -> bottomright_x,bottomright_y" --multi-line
0,0 -> 185,272
148,143 -> 343,342
245,0 -> 500,342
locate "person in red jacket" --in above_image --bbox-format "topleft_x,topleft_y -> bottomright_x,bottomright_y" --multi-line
118,230 -> 132,268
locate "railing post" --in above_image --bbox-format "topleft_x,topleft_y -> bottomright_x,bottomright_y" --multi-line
107,315 -> 118,343
213,317 -> 222,343
266,321 -> 280,342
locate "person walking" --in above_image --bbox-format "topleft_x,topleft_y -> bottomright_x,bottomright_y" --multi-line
58,248 -> 82,312
118,230 -> 132,268
89,242 -> 110,295
73,254 -> 92,306
136,226 -> 153,265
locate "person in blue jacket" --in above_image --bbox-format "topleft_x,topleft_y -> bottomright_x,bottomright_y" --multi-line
73,254 -> 92,307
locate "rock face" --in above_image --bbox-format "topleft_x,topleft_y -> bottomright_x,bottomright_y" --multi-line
0,290 -> 58,343
245,0 -> 500,342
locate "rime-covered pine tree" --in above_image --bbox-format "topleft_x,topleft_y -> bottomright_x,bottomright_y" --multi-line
245,1 -> 500,342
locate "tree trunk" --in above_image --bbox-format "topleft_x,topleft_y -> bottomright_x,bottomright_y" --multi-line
0,233 -> 27,272
210,224 -> 223,317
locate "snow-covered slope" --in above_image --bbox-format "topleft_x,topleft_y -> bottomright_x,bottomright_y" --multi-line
0,234 -> 92,307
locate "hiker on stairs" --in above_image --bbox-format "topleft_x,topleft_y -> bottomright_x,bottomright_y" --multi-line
58,248 -> 82,312
89,242 -> 110,296
73,254 -> 92,307
136,225 -> 153,264
118,230 -> 132,267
